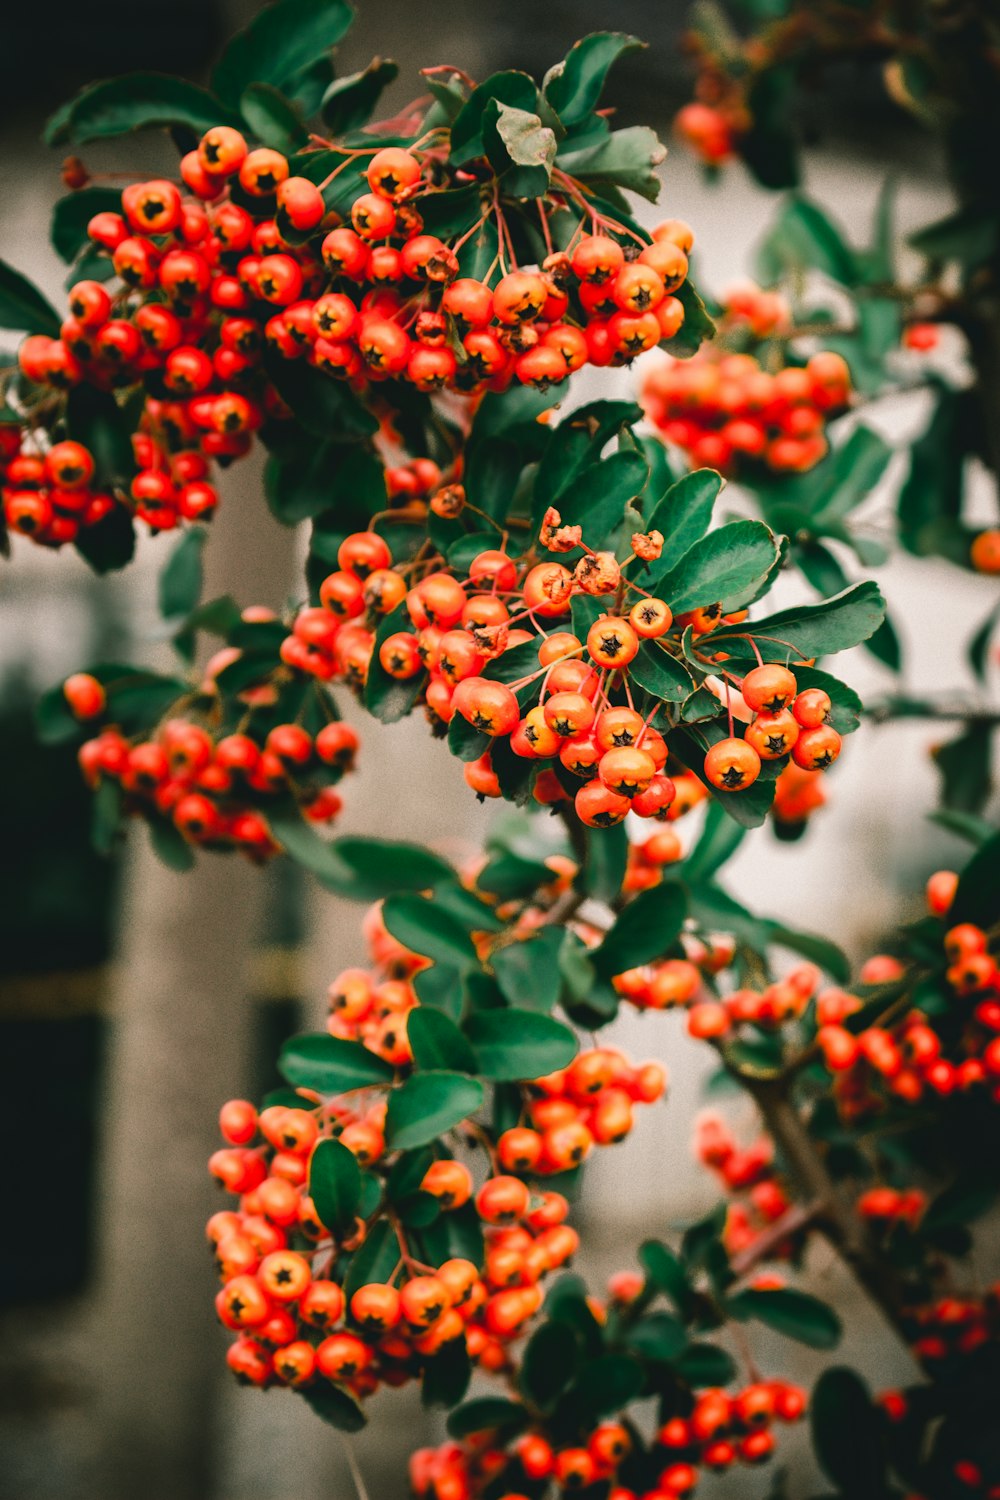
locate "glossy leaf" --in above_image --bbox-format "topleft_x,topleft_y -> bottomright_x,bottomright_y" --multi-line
279,1032 -> 394,1093
381,893 -> 478,970
344,1218 -> 398,1299
446,1397 -> 528,1439
321,58 -> 399,133
639,1239 -> 694,1317
239,82 -> 308,152
673,1342 -> 737,1386
519,1320 -> 579,1410
951,830 -> 1000,928
464,1009 -> 578,1081
646,468 -> 723,569
0,258 -> 61,337
450,71 -> 539,165
557,126 -> 666,202
756,194 -> 859,286
629,642 -> 696,703
422,1339 -> 471,1409
491,928 -> 566,1012
309,1137 -> 362,1234
386,1071 -> 484,1150
544,32 -> 644,126
407,1007 -> 478,1074
592,882 -> 687,979
810,1367 -> 885,1492
65,385 -> 136,491
211,0 -> 355,110
652,519 -> 780,614
300,1382 -> 366,1432
483,102 -> 556,196
313,837 -> 454,902
158,527 -> 206,619
710,581 -> 887,663
50,187 -> 122,263
570,1353 -> 644,1416
626,1310 -> 687,1361
46,74 -> 236,146
728,1287 -> 841,1349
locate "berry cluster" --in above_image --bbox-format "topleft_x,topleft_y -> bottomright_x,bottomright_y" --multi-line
693,1113 -> 799,1261
63,630 -> 358,859
210,1093 -> 582,1396
5,121 -> 698,551
410,1373 -> 806,1500
283,521 -> 844,822
641,284 -> 851,476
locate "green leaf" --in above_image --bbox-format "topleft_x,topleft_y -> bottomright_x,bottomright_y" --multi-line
673,1342 -> 737,1386
909,203 -> 1000,272
740,66 -> 799,190
318,837 -> 454,902
534,399 -> 642,511
935,723 -> 994,816
385,1071 -> 484,1150
581,823 -> 628,903
519,1321 -> 579,1410
269,803 -> 401,894
148,817 -> 196,873
381,893 -> 478,971
684,802 -> 745,882
557,126 -> 666,202
407,1007 -> 479,1074
593,882 -> 687,979
51,187 -> 122,263
309,1137 -> 362,1234
321,57 -> 398,133
239,83 -> 308,152
65,384 -> 136,491
897,391 -> 968,559
710,581 -> 887,663
639,1239 -> 694,1317
491,928 -> 566,1012
264,355 -> 378,441
46,74 -> 235,147
299,1382 -> 366,1433
344,1218 -> 398,1299
279,1032 -> 394,1093
446,1397 -> 528,1439
91,777 -> 123,856
950,830 -> 1000,928
647,469 -> 724,569
727,1287 -> 841,1349
158,527 -> 206,620
422,1339 -> 471,1409
544,33 -> 644,126
74,505 -> 136,574
810,1367 -> 885,1493
629,642 -> 696,704
653,519 -> 780,614
418,1200 -> 485,1269
483,102 -> 556,196
627,1310 -> 687,1361
968,601 -> 1000,684
661,277 -> 716,359
545,449 -> 649,542
570,1353 -> 645,1417
770,924 -> 851,985
928,808 -> 994,846
756,194 -> 859,286
923,1175 -> 998,1233
450,71 -> 539,165
212,0 -> 355,110
0,259 -> 61,337
809,427 -> 893,524
465,1009 -> 577,1081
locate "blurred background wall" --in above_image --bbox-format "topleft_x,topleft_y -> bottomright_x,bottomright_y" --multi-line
0,3 -> 996,1498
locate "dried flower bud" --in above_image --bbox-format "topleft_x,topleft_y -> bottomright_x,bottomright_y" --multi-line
540,506 -> 583,553
62,155 -> 90,190
631,528 -> 664,562
471,623 -> 509,658
430,484 -> 465,519
574,550 -> 620,595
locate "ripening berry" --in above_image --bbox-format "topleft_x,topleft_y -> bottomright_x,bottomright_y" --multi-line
452,677 -> 520,737
198,126 -> 248,176
970,528 -> 1000,573
746,709 -> 799,760
493,271 -> 547,324
575,780 -> 631,828
792,687 -> 831,727
599,745 -> 655,798
742,663 -> 797,713
239,148 -> 289,196
629,597 -> 673,638
554,1449 -> 597,1490
791,723 -> 841,771
315,1332 -> 371,1380
399,1275 -> 450,1328
219,1099 -> 257,1145
258,1250 -> 311,1302
704,737 -> 761,791
476,1175 -> 530,1225
63,672 -> 105,720
367,147 -> 421,199
420,1159 -> 473,1208
216,1275 -> 270,1330
350,1282 -> 401,1333
587,616 -> 639,668
299,1278 -> 345,1330
925,869 -> 958,916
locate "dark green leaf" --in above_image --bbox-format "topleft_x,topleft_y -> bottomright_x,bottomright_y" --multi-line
158,527 -> 206,619
593,882 -> 687,979
148,817 -> 196,873
710,581 -> 887,663
627,1310 -> 687,1361
491,928 -> 566,1012
728,1287 -> 841,1349
661,277 -> 716,359
407,1007 -> 479,1074
381,893 -> 478,971
319,837 -> 454,902
309,1137 -> 362,1233
809,427 -> 893,524
647,469 -> 723,569
0,258 -> 61,337
91,776 -> 123,857
968,602 -> 1000,684
265,355 -> 378,441
46,74 -> 235,147
684,802 -> 745,882
652,519 -> 780,613
212,0 -> 355,111
51,187 -> 122,263
639,1239 -> 694,1317
279,1032 -> 394,1093
465,1009 -> 577,1081
65,384 -> 136,490
344,1218 -> 398,1299
446,1397 -> 528,1439
909,203 -> 1000,272
570,1354 -> 645,1416
928,808 -> 994,846
74,504 -> 135,573
950,830 -> 1000,928
581,823 -> 628,903
544,33 -> 644,126
934,723 -> 994,817
450,71 -> 539,164
300,1381 -> 366,1432
557,126 -> 666,202
483,102 -> 556,196
422,1338 -> 471,1408
923,1175 -> 998,1233
386,1071 -> 484,1150
757,195 -> 859,286
629,642 -> 696,704
239,83 -> 308,152
519,1320 -> 579,1410
321,57 -> 399,133
673,1342 -> 737,1386
810,1367 -> 885,1492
